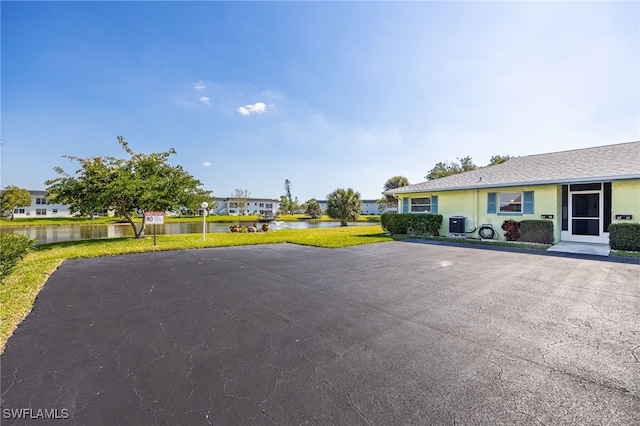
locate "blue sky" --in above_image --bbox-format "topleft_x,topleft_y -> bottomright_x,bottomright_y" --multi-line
2,1 -> 638,202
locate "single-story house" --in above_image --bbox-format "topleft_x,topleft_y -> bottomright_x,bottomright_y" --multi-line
385,141 -> 640,244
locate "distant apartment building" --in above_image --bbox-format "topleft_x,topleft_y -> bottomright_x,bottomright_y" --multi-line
317,199 -> 395,215
7,190 -> 113,218
202,197 -> 280,216
8,190 -> 73,218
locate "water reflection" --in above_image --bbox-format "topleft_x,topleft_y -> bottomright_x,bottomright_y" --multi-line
0,221 -> 375,245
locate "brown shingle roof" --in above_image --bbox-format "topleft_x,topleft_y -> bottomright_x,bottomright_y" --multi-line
388,141 -> 640,195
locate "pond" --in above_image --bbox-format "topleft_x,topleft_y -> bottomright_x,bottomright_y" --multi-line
0,221 -> 375,245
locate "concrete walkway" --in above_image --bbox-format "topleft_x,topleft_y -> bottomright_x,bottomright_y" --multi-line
547,241 -> 611,256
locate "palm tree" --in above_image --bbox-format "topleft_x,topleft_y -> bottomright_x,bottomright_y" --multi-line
378,176 -> 409,212
384,176 -> 410,192
326,188 -> 362,226
305,198 -> 323,219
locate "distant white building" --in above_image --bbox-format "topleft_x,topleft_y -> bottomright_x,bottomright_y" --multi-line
204,197 -> 280,216
9,190 -> 75,218
317,199 -> 395,215
8,191 -> 279,219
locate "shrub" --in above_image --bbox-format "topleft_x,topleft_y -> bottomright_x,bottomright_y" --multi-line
0,233 -> 35,279
609,223 -> 640,251
381,213 -> 412,234
501,219 -> 520,241
381,213 -> 443,235
408,214 -> 443,236
519,220 -> 554,244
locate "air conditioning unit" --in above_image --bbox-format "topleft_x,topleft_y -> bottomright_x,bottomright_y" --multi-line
449,216 -> 466,234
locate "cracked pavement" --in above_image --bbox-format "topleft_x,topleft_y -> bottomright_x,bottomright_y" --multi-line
1,241 -> 639,425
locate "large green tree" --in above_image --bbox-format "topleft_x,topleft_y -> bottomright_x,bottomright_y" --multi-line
0,186 -> 32,220
377,176 -> 409,212
425,154 -> 510,180
326,188 -> 362,226
305,198 -> 323,219
425,156 -> 477,180
46,136 -> 209,238
488,155 -> 511,166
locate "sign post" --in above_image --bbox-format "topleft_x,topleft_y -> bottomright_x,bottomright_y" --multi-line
144,212 -> 165,246
201,202 -> 209,241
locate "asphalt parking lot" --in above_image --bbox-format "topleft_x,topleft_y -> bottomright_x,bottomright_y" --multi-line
2,241 -> 639,425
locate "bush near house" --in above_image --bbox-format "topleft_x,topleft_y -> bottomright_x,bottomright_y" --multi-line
519,220 -> 554,244
501,219 -> 520,241
381,213 -> 412,234
381,213 -> 443,236
0,234 -> 35,279
408,214 -> 443,236
608,223 -> 640,251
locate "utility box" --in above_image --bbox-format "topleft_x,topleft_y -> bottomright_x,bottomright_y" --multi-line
449,216 -> 466,234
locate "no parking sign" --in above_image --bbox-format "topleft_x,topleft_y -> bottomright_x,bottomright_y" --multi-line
144,212 -> 164,246
144,212 -> 165,224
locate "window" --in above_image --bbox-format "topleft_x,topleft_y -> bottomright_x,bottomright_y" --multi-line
36,209 -> 47,216
499,193 -> 522,213
570,183 -> 601,192
229,209 -> 236,214
52,209 -> 58,214
229,202 -> 238,208
411,198 -> 431,213
490,191 -> 533,214
259,203 -> 264,208
13,208 -> 25,214
35,197 -> 47,205
266,203 -> 273,209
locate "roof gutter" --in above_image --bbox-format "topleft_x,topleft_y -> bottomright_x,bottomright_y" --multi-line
386,174 -> 640,195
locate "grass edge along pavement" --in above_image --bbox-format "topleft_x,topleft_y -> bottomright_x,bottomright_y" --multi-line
0,225 -> 390,352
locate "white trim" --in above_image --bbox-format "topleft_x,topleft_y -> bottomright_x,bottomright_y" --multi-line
565,189 -> 606,243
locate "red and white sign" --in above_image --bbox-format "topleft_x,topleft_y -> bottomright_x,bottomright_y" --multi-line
144,212 -> 165,224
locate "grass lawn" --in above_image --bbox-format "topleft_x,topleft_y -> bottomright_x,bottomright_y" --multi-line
610,250 -> 640,258
0,225 -> 390,352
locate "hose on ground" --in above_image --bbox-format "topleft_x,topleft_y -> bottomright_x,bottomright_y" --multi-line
478,225 -> 497,240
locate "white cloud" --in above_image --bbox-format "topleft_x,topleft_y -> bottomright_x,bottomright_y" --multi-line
199,96 -> 211,104
202,161 -> 211,167
193,81 -> 206,90
237,102 -> 267,115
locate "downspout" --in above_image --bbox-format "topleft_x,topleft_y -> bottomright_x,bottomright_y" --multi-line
475,189 -> 479,236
